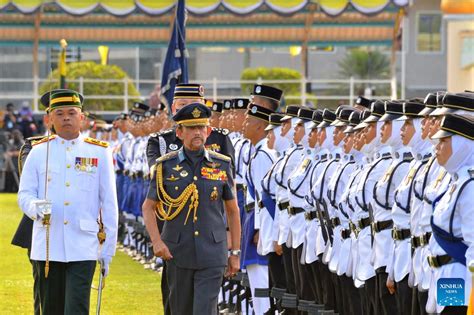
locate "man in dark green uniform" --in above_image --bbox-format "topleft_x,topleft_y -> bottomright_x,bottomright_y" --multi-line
142,103 -> 241,315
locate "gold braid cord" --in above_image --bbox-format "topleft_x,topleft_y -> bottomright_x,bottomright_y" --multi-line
155,163 -> 199,225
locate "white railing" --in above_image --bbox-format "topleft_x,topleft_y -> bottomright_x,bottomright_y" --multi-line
0,76 -> 396,114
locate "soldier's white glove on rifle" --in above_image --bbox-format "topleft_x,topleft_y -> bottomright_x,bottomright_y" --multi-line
32,200 -> 52,220
99,255 -> 112,277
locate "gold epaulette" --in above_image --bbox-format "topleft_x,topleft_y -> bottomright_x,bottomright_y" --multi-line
208,150 -> 231,162
32,135 -> 57,146
84,137 -> 109,148
157,151 -> 179,163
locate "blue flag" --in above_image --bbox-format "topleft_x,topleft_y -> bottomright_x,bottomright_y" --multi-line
160,0 -> 188,109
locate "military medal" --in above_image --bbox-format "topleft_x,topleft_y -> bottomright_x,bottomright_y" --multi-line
180,170 -> 188,177
210,187 -> 218,201
166,174 -> 179,181
172,165 -> 183,171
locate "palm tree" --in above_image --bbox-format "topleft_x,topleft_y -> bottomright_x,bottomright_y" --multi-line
337,48 -> 391,96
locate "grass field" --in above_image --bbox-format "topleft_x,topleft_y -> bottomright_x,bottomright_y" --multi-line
0,193 -> 163,314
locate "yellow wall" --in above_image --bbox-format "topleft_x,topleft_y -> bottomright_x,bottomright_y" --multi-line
446,19 -> 474,92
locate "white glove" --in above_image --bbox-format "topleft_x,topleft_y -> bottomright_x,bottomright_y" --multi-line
99,255 -> 113,277
32,200 -> 52,220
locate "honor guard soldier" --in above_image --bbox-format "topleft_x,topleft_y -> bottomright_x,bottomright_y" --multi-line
219,99 -> 233,130
229,98 -> 249,143
425,114 -> 474,315
210,101 -> 223,128
386,100 -> 430,315
18,89 -> 119,314
142,103 -> 241,315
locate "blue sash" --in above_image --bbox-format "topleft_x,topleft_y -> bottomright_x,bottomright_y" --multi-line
261,189 -> 276,220
431,217 -> 467,266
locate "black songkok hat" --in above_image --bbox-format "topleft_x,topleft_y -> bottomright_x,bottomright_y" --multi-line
264,113 -> 285,131
232,98 -> 249,110
281,105 -> 300,121
247,103 -> 274,123
251,84 -> 283,102
173,84 -> 204,100
211,102 -> 223,113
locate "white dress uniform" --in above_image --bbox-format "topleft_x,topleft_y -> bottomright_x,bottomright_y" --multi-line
336,152 -> 362,277
18,134 -> 119,262
327,152 -> 355,273
417,162 -> 451,291
409,154 -> 437,288
387,149 -> 431,283
263,155 -> 285,247
275,144 -> 304,247
287,146 -> 315,254
371,147 -> 411,272
426,165 -> 474,313
251,139 -> 277,256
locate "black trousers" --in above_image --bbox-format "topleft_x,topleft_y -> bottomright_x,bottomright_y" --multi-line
364,276 -> 378,315
282,244 -> 296,294
411,288 -> 428,315
32,260 -> 96,315
340,275 -> 362,315
316,256 -> 336,311
394,275 -> 412,315
309,261 -> 324,304
268,252 -> 286,289
166,261 -> 225,315
375,270 -> 398,315
162,263 -> 171,315
291,245 -> 313,301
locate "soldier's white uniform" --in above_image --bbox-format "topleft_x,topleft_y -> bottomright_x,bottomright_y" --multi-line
18,134 -> 118,262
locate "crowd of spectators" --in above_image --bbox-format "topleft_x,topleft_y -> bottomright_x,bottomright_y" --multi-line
1,102 -> 42,192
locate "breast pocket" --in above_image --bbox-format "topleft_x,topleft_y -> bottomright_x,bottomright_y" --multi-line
75,172 -> 96,192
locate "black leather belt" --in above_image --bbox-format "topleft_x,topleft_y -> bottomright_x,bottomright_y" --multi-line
278,201 -> 290,211
257,200 -> 264,208
427,254 -> 454,268
330,217 -> 341,228
341,228 -> 351,239
392,228 -> 411,241
245,202 -> 255,213
116,170 -> 123,175
236,184 -> 246,191
371,219 -> 393,233
349,221 -> 358,234
136,171 -> 144,178
411,232 -> 431,248
305,211 -> 317,221
288,207 -> 305,216
357,217 -> 371,230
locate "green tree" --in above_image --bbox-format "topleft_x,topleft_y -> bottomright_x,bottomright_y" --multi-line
337,49 -> 391,96
39,61 -> 140,111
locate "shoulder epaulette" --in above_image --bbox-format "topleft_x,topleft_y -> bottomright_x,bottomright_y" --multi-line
211,127 -> 229,136
208,150 -> 231,162
84,137 -> 109,148
32,135 -> 57,146
157,150 -> 179,163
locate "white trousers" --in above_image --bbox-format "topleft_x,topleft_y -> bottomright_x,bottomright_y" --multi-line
247,264 -> 270,315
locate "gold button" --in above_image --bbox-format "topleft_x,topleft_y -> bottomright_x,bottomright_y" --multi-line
64,220 -> 68,225
193,176 -> 197,181
194,231 -> 199,236
175,186 -> 178,190
66,164 -> 71,169
61,140 -> 65,144
64,201 -> 70,206
47,177 -> 51,182
65,182 -> 70,187
66,147 -> 71,152
72,141 -> 75,145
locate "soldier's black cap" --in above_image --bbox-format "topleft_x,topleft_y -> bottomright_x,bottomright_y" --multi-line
173,84 -> 204,100
353,109 -> 372,131
211,101 -> 223,113
397,99 -> 426,120
281,105 -> 300,121
343,110 -> 362,133
432,114 -> 474,140
429,91 -> 447,116
332,105 -> 355,127
379,100 -> 404,122
296,107 -> 314,124
355,96 -> 372,109
118,113 -> 128,120
41,89 -> 84,112
133,102 -> 149,113
264,113 -> 285,131
431,92 -> 474,116
419,93 -> 438,116
173,103 -> 211,127
317,109 -> 337,128
308,109 -> 324,129
247,103 -> 274,123
251,84 -> 283,102
156,102 -> 166,111
363,100 -> 386,123
232,98 -> 249,110
223,100 -> 232,111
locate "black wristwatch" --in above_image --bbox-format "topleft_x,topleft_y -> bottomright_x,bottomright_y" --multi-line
229,249 -> 241,257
